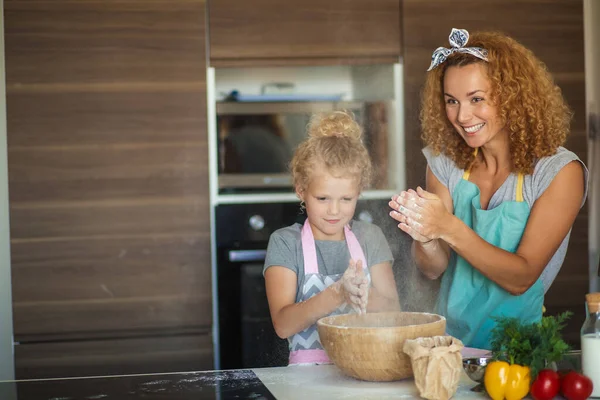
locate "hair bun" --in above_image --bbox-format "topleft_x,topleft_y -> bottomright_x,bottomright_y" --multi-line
307,110 -> 363,141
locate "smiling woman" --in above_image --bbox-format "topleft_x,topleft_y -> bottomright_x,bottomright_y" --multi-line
388,28 -> 589,350
443,64 -> 506,152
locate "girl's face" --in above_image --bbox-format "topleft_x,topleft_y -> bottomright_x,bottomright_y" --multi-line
443,63 -> 508,148
297,168 -> 360,241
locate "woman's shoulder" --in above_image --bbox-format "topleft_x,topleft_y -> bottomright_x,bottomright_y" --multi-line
535,147 -> 584,168
422,146 -> 454,166
422,146 -> 464,191
532,147 -> 587,182
526,147 -> 588,204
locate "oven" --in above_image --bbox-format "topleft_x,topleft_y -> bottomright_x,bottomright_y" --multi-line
214,199 -> 394,370
215,202 -> 302,369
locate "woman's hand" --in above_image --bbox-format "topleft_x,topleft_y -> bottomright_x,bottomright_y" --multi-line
337,259 -> 369,314
389,187 -> 454,242
389,189 -> 432,242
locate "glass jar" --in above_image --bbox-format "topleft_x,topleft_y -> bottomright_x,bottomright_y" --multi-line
581,292 -> 600,398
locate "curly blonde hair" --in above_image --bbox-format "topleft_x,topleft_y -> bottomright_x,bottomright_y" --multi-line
291,110 -> 372,193
421,31 -> 572,174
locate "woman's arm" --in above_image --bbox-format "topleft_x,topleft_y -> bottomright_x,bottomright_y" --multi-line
445,161 -> 584,294
366,262 -> 401,312
406,161 -> 585,295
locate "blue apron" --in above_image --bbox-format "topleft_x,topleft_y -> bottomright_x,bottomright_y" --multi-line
434,165 -> 544,349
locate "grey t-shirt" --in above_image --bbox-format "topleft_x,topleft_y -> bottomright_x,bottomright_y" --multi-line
423,146 -> 589,292
263,220 -> 394,303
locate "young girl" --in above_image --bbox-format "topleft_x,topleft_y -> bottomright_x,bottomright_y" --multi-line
264,110 -> 401,366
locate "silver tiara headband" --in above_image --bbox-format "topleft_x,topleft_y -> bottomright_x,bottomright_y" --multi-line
427,28 -> 489,71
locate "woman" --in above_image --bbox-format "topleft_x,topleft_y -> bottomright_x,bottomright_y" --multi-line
389,28 -> 588,349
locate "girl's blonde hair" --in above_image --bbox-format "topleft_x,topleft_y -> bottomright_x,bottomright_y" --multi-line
291,110 -> 372,193
421,31 -> 572,174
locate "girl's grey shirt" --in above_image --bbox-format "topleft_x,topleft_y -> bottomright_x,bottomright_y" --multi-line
263,220 -> 394,303
423,146 -> 589,293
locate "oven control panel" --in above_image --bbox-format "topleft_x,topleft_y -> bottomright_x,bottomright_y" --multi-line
215,203 -> 304,246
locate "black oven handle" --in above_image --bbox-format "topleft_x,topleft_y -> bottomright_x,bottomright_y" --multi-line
228,249 -> 267,263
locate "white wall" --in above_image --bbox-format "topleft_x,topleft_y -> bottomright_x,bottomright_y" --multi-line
0,0 -> 15,381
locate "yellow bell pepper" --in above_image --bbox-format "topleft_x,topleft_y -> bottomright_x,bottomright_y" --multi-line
484,360 -> 530,400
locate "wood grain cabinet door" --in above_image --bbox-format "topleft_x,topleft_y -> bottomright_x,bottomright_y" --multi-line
15,333 -> 214,379
5,0 -> 212,343
208,0 -> 402,66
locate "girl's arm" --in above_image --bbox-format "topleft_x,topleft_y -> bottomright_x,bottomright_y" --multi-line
405,161 -> 585,295
366,261 -> 401,312
264,266 -> 344,339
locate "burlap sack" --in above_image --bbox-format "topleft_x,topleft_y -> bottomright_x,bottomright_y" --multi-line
403,336 -> 464,400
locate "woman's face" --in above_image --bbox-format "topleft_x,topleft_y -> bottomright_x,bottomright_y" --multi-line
443,63 -> 508,148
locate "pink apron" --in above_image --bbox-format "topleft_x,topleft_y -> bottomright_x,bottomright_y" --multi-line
288,221 -> 369,365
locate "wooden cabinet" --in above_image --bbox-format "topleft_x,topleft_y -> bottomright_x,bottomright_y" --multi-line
402,0 -> 587,344
208,0 -> 402,66
15,334 -> 213,379
5,0 -> 212,377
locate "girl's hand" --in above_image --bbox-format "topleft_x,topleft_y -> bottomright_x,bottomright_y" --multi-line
356,271 -> 369,313
338,259 -> 369,314
389,187 -> 452,241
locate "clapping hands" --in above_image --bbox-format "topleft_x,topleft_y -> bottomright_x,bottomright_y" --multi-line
338,259 -> 369,314
389,187 -> 450,243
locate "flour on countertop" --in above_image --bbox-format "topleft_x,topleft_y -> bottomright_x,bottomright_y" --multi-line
134,370 -> 259,395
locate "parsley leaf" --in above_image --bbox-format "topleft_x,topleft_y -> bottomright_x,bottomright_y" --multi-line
489,312 -> 572,379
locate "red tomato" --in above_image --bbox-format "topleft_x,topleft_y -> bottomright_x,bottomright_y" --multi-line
531,369 -> 561,400
561,371 -> 594,400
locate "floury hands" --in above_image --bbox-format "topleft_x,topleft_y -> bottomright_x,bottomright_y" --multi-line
389,187 -> 451,243
336,259 -> 369,314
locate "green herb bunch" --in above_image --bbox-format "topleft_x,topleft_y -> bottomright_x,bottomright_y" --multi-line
489,311 -> 572,379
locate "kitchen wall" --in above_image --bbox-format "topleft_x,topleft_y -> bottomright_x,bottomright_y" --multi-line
0,0 -> 15,381
585,0 -> 600,294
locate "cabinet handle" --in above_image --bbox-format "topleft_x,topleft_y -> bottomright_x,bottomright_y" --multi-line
228,250 -> 267,262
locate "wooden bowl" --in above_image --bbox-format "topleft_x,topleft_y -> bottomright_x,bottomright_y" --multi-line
317,311 -> 446,382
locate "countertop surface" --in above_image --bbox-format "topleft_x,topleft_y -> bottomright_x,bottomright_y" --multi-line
0,369 -> 276,400
254,364 -> 485,400
0,365 -> 487,400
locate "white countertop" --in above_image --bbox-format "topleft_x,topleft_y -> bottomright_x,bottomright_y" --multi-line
253,364 -> 486,400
